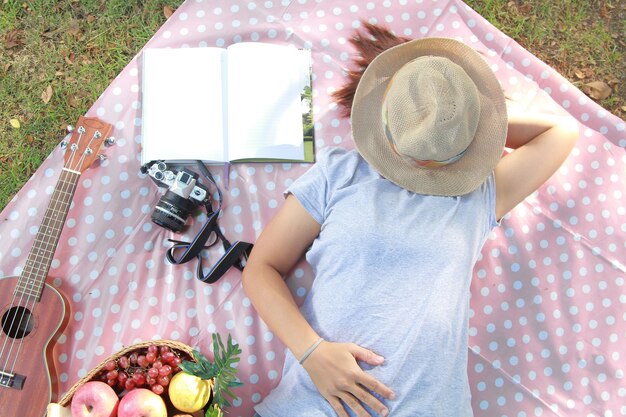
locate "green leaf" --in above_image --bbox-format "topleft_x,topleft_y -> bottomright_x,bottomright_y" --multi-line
181,348 -> 219,380
204,403 -> 223,417
179,333 -> 243,410
179,360 -> 202,375
209,333 -> 243,409
193,349 -> 213,369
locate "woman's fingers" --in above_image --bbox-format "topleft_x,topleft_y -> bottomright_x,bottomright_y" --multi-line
328,398 -> 350,417
303,341 -> 395,416
357,371 -> 396,401
349,384 -> 390,417
328,357 -> 392,416
347,344 -> 395,400
349,343 -> 385,366
338,392 -> 374,417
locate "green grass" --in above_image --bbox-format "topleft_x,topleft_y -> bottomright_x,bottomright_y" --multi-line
465,0 -> 624,106
1,0 -> 624,211
0,0 -> 182,210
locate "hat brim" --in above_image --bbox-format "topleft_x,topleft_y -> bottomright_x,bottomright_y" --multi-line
351,37 -> 507,196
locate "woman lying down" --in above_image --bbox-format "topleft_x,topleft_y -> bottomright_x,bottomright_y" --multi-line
242,23 -> 579,417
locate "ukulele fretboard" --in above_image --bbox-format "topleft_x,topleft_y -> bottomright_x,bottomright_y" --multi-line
14,169 -> 81,301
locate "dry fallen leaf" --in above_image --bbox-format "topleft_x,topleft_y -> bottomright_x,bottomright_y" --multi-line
164,5 -> 174,18
574,67 -> 595,80
87,14 -> 96,23
41,85 -> 53,104
3,29 -> 24,49
67,20 -> 81,37
68,96 -> 80,108
583,81 -> 612,100
519,3 -> 533,13
10,119 -> 21,129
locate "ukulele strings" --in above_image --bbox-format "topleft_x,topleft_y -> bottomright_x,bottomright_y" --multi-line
0,168 -> 74,379
1,127 -> 93,379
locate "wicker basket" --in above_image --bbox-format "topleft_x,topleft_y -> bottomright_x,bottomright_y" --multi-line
58,339 -> 196,407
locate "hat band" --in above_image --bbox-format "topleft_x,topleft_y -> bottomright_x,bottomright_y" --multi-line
381,97 -> 468,169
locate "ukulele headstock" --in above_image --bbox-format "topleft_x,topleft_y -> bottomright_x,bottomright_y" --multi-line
61,116 -> 114,173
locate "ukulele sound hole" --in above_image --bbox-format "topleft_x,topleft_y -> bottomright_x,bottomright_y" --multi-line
1,307 -> 34,339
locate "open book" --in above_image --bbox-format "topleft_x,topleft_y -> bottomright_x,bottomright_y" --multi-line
140,42 -> 314,165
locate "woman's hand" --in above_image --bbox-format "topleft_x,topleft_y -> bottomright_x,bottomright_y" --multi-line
302,341 -> 395,417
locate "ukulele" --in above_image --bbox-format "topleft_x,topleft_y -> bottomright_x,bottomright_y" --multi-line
0,116 -> 113,417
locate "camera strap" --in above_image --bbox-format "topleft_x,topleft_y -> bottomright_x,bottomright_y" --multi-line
164,161 -> 253,284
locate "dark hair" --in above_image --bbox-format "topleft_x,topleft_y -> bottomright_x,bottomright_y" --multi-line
332,22 -> 411,118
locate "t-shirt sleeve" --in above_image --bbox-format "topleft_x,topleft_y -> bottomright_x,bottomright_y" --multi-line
284,147 -> 348,225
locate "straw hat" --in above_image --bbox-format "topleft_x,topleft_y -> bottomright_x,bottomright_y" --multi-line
351,37 -> 507,196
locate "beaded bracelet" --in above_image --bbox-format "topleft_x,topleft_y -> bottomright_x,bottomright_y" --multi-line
299,337 -> 324,365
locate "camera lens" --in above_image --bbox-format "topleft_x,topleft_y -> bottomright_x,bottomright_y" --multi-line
151,190 -> 197,232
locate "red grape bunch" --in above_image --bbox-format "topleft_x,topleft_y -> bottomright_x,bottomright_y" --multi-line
97,345 -> 189,395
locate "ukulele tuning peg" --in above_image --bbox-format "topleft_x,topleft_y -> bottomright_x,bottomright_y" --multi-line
104,136 -> 116,147
97,154 -> 107,162
60,140 -> 69,150
66,125 -> 74,133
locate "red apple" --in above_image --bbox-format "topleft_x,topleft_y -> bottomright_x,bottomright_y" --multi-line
70,381 -> 119,417
117,388 -> 167,417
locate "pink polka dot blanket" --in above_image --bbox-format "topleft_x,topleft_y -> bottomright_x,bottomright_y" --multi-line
1,1 -> 624,416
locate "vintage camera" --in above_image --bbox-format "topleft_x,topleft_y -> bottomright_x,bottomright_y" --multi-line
142,161 -> 211,232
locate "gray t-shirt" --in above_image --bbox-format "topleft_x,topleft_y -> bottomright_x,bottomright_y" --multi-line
255,148 -> 498,416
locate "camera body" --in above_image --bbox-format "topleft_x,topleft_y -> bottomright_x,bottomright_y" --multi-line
143,161 -> 210,232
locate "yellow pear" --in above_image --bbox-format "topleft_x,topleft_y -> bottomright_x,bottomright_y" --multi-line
168,372 -> 212,413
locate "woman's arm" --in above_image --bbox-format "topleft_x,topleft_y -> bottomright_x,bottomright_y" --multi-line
494,102 -> 580,219
242,194 -> 394,417
242,194 -> 322,358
